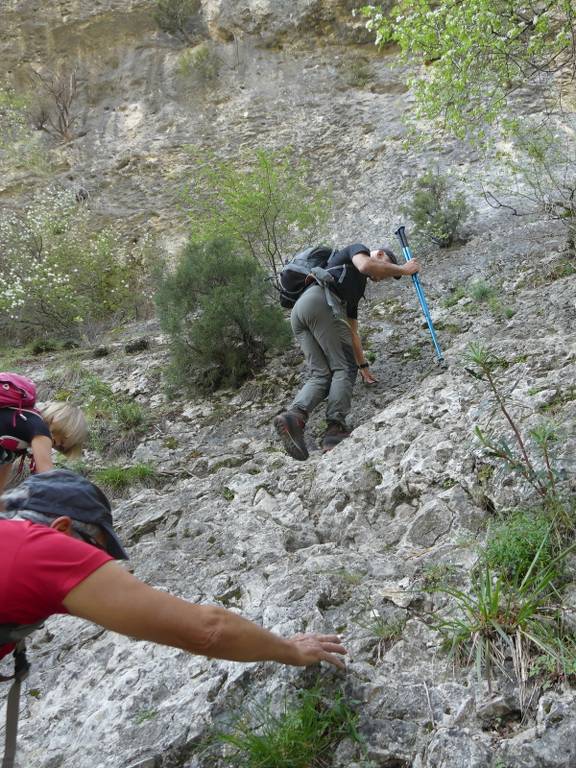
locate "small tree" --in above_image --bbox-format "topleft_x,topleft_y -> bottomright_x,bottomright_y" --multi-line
177,43 -> 221,84
29,69 -> 80,142
402,170 -> 470,247
155,239 -> 291,393
465,343 -> 567,518
182,148 -> 333,282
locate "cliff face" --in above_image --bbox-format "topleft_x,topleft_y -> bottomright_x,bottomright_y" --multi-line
1,0 -> 408,246
1,3 -> 576,768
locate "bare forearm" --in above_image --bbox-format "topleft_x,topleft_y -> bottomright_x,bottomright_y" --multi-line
65,564 -> 346,669
352,252 -> 419,280
366,261 -> 406,279
348,326 -> 365,366
30,435 -> 54,473
115,589 -> 299,663
148,600 -> 302,664
0,463 -> 12,494
64,564 -> 297,663
181,604 -> 299,663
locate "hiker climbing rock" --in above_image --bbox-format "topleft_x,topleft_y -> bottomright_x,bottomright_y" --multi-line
274,243 -> 420,459
0,470 -> 347,767
0,373 -> 87,494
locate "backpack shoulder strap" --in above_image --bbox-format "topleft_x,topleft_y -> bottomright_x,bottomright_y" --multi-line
1,642 -> 30,768
1,624 -> 42,768
0,623 -> 43,645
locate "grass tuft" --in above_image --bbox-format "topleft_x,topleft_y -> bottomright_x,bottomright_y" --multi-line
92,464 -> 158,493
216,687 -> 361,767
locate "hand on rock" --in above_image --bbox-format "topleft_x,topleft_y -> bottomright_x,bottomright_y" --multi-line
360,367 -> 378,385
288,633 -> 347,670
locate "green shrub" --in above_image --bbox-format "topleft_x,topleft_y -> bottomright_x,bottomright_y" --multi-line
51,369 -> 151,458
483,509 -> 556,585
31,339 -> 59,355
0,87 -> 50,174
487,297 -> 515,320
340,55 -> 373,88
177,43 -> 221,82
114,401 -> 146,430
360,1 -> 575,142
182,147 -> 332,281
469,280 -> 497,302
402,170 -> 470,247
154,0 -> 202,43
503,117 -> 576,255
443,285 -> 466,308
0,88 -> 28,144
156,239 -> 291,393
421,562 -> 458,592
0,347 -> 27,370
0,189 -> 153,343
436,543 -> 576,699
216,687 -> 361,767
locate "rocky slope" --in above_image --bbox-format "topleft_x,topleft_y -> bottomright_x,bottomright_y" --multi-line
9,216 -> 575,768
1,1 -> 576,767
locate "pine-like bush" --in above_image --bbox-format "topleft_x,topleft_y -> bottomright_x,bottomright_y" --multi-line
156,239 -> 291,393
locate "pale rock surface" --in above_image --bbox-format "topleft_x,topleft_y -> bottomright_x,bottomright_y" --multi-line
0,1 -> 575,767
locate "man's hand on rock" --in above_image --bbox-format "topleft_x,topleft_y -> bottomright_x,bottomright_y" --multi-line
360,367 -> 378,385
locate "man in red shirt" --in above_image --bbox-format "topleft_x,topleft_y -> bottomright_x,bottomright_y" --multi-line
0,469 -> 346,666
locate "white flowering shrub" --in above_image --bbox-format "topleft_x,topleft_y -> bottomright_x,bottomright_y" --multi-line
0,189 -> 152,342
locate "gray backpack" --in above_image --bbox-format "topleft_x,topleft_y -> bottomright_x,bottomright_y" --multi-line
278,246 -> 347,315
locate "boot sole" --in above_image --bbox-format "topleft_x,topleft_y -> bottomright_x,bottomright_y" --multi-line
273,417 -> 309,461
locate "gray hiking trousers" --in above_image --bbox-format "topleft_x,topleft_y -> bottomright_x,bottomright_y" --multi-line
290,285 -> 357,426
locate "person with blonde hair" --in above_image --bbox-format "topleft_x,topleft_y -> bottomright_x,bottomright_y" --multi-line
0,400 -> 87,493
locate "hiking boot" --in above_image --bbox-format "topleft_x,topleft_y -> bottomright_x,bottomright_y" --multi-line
273,410 -> 309,461
321,422 -> 351,453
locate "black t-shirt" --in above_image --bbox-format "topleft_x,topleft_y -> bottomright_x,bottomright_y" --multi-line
0,408 -> 51,464
327,243 -> 370,319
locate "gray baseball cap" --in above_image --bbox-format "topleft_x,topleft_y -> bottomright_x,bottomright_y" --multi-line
2,469 -> 129,560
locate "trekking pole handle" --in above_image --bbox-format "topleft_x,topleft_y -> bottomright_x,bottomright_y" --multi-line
394,226 -> 410,251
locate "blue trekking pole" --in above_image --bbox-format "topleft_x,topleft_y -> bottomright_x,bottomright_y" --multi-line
394,226 -> 447,368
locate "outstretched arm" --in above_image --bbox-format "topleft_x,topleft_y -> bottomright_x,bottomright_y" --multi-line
63,562 -> 347,669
